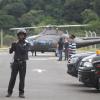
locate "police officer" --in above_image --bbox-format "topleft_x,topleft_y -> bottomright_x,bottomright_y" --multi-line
6,29 -> 29,98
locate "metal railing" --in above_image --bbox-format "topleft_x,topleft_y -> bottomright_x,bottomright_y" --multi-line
85,30 -> 97,49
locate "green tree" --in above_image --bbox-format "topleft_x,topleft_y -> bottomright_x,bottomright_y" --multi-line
63,0 -> 92,23
23,0 -> 36,10
0,10 -> 7,15
39,16 -> 57,25
3,34 -> 16,46
89,20 -> 100,31
0,0 -> 100,34
81,9 -> 99,23
0,15 -> 17,29
93,0 -> 100,16
42,0 -> 64,23
19,10 -> 44,26
3,2 -> 27,17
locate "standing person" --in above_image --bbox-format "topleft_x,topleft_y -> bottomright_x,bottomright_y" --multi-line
68,34 -> 76,58
6,29 -> 29,98
57,37 -> 64,61
64,38 -> 69,60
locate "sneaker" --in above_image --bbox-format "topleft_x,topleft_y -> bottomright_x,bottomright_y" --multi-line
6,93 -> 12,97
19,93 -> 25,98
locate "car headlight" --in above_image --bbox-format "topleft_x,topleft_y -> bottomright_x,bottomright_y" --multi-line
68,57 -> 78,63
88,58 -> 92,62
73,58 -> 78,63
83,62 -> 93,68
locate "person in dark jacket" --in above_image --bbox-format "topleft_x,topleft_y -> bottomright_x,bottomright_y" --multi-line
64,38 -> 69,60
6,29 -> 29,98
57,37 -> 64,61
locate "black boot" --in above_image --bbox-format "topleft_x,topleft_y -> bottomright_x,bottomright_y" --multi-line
19,93 -> 25,98
6,93 -> 12,97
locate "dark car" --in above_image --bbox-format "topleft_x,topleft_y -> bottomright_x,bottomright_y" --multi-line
67,52 -> 94,77
78,54 -> 100,90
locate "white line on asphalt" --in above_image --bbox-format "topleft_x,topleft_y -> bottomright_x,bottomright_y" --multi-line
0,52 -> 8,55
29,57 -> 57,61
32,69 -> 46,73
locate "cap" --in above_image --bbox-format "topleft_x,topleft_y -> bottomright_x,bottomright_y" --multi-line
17,29 -> 27,34
17,29 -> 27,37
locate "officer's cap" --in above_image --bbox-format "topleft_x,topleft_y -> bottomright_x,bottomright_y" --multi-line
17,29 -> 27,36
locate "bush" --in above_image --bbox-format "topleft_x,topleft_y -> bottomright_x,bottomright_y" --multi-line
3,35 -> 16,46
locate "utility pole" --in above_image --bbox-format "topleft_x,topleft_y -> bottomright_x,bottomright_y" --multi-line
0,29 -> 3,48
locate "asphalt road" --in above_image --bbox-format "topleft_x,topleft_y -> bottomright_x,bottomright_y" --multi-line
0,52 -> 100,100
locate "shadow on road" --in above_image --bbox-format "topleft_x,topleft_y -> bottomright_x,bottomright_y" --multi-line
78,89 -> 100,93
58,82 -> 86,88
65,83 -> 86,88
58,82 -> 100,94
68,83 -> 100,93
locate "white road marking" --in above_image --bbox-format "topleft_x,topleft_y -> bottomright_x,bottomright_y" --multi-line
28,52 -> 55,56
0,52 -> 8,55
29,58 -> 48,61
29,57 -> 57,61
32,69 -> 46,73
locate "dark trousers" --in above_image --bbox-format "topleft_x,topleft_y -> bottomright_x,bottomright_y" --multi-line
8,60 -> 26,94
64,49 -> 68,60
58,50 -> 63,60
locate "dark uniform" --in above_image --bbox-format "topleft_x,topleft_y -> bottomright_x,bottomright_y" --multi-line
6,29 -> 29,98
58,38 -> 64,61
64,41 -> 69,60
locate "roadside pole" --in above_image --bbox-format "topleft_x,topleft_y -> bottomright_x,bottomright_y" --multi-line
0,29 -> 3,48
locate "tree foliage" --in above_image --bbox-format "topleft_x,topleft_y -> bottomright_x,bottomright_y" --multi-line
3,2 -> 27,17
0,0 -> 99,31
0,15 -> 17,29
3,34 -> 16,46
93,0 -> 100,16
81,9 -> 99,23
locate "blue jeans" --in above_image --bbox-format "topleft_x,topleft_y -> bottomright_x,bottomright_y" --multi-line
58,50 -> 63,61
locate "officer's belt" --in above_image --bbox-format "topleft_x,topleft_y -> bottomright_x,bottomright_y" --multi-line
14,59 -> 26,62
